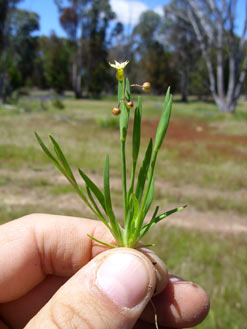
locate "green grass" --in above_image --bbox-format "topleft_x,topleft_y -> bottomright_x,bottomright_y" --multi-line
164,191 -> 247,215
0,144 -> 46,168
0,93 -> 246,328
144,227 -> 247,329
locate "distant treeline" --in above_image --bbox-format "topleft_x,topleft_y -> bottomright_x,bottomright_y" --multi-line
0,0 -> 246,113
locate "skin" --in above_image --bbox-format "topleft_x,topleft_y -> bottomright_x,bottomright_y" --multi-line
0,214 -> 210,329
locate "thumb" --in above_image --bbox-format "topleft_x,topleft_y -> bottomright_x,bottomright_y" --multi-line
25,248 -> 158,329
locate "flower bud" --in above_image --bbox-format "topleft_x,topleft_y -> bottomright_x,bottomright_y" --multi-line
126,101 -> 134,109
116,69 -> 124,81
142,82 -> 151,92
112,107 -> 121,115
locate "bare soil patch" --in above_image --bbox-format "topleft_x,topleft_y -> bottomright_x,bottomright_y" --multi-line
141,118 -> 246,143
1,168 -> 246,235
135,118 -> 247,162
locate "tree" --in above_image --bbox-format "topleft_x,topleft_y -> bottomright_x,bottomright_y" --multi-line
163,0 -> 200,101
9,9 -> 39,87
185,0 -> 247,113
132,10 -> 178,94
0,5 -> 39,101
80,0 -> 116,96
38,34 -> 72,93
133,10 -> 161,52
56,1 -> 85,98
55,0 -> 117,98
0,0 -> 21,102
139,48 -> 178,94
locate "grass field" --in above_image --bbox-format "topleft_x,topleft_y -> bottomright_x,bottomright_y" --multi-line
0,92 -> 246,328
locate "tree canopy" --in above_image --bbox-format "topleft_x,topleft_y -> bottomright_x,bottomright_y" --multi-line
0,0 -> 246,112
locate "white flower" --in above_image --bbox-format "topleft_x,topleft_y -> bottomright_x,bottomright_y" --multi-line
109,60 -> 129,70
109,60 -> 129,81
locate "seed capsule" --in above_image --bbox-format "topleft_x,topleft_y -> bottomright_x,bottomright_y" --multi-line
142,82 -> 151,92
112,107 -> 121,115
126,101 -> 134,109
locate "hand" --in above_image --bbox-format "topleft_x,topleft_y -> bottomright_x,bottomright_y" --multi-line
0,214 -> 209,329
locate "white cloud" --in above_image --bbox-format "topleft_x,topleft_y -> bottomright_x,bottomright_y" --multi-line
154,5 -> 164,17
110,0 -> 148,25
110,0 -> 164,26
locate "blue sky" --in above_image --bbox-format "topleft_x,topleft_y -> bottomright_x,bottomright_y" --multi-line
18,0 -> 246,37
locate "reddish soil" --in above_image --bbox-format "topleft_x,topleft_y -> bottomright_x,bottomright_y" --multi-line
135,118 -> 247,161
140,118 -> 246,144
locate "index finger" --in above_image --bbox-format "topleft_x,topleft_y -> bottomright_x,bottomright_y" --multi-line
0,213 -> 114,302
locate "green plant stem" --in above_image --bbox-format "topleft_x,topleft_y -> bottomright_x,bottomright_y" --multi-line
124,160 -> 137,245
128,160 -> 137,199
121,140 -> 128,223
132,150 -> 158,246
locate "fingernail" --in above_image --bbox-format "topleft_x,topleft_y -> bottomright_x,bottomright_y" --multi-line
96,252 -> 150,308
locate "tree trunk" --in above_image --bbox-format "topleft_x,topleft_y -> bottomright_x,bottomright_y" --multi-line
72,52 -> 82,99
187,0 -> 247,114
0,67 -> 6,104
180,68 -> 188,102
0,1 -> 10,104
215,96 -> 237,114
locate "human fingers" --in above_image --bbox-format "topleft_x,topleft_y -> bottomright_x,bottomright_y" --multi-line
140,274 -> 210,328
0,272 -> 208,329
0,213 -> 114,303
0,214 -> 168,328
0,275 -> 67,328
0,214 -> 167,303
25,248 -> 159,329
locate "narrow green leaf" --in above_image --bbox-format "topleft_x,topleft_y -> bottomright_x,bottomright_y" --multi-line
125,194 -> 140,246
135,138 -> 153,203
135,243 -> 155,249
79,168 -> 106,212
151,205 -> 159,221
154,87 -> 172,152
104,155 -> 123,245
140,205 -> 187,239
87,234 -> 117,248
118,80 -> 129,141
35,132 -> 64,173
104,155 -> 114,217
125,78 -> 131,101
85,186 -> 109,227
127,97 -> 142,201
153,205 -> 187,224
143,177 -> 154,218
132,96 -> 142,163
118,80 -> 122,103
131,194 -> 140,223
129,194 -> 140,232
133,178 -> 154,244
49,135 -> 76,184
35,133 -> 90,207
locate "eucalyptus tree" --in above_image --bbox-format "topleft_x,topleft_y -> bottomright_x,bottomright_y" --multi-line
55,0 -> 117,97
186,0 -> 247,113
80,0 -> 116,96
163,0 -> 200,101
0,0 -> 21,102
132,10 -> 178,94
55,0 -> 87,98
10,9 -> 39,85
133,10 -> 161,52
165,0 -> 247,112
38,34 -> 72,93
